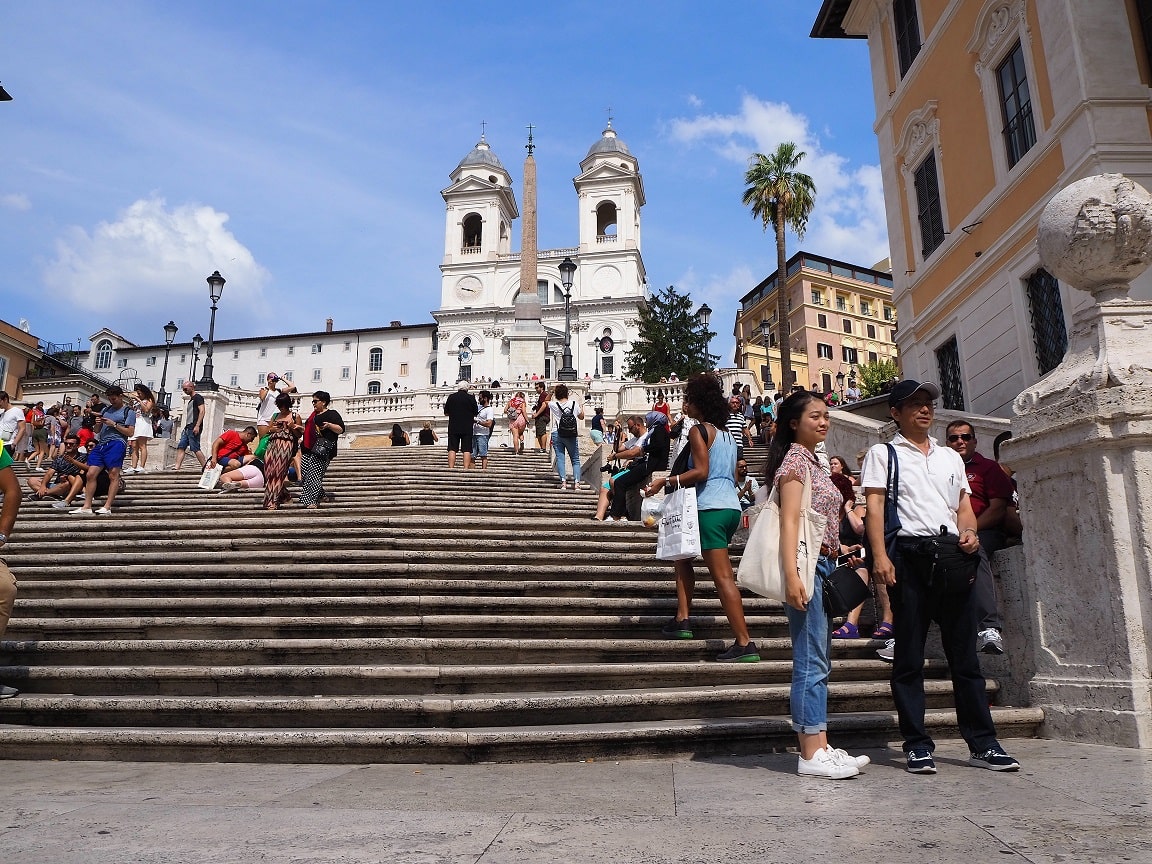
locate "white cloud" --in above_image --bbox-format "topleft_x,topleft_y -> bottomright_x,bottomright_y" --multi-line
669,95 -> 890,269
686,93 -> 703,108
44,196 -> 271,332
1,193 -> 31,211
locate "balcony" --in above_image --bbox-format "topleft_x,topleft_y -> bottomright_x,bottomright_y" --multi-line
596,234 -> 618,244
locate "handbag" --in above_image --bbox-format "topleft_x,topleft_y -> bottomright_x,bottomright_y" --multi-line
822,564 -> 872,617
655,486 -> 701,561
197,464 -> 223,491
924,532 -> 979,594
310,436 -> 337,460
737,464 -> 826,602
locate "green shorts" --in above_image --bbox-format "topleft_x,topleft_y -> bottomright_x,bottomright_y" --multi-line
699,508 -> 741,550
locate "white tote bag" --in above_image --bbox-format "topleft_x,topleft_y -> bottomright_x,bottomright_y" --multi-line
737,465 -> 826,601
197,464 -> 223,491
656,486 -> 701,561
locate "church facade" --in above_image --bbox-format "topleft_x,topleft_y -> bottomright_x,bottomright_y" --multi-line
432,124 -> 649,384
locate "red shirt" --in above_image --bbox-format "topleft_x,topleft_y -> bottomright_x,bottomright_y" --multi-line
216,429 -> 250,461
963,451 -> 1014,518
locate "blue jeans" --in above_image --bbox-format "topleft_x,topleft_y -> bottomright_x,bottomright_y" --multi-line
552,432 -> 581,484
784,555 -> 834,734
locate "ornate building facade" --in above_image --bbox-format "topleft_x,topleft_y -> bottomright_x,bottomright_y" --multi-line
432,124 -> 649,383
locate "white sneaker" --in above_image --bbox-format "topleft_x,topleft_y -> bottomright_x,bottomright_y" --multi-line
877,638 -> 895,661
95,507 -> 113,515
52,501 -> 71,510
797,747 -> 859,779
69,508 -> 95,516
977,628 -> 1005,655
831,747 -> 870,769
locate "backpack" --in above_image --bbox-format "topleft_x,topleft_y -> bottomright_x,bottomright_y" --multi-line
557,402 -> 578,438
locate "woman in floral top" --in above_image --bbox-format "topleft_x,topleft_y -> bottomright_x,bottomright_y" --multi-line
764,390 -> 869,780
506,391 -> 529,455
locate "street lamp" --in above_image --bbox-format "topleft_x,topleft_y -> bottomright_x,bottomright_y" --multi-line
557,256 -> 577,381
835,369 -> 846,399
190,332 -> 203,382
158,320 -> 178,408
197,270 -> 226,391
696,303 -> 712,369
758,318 -> 775,392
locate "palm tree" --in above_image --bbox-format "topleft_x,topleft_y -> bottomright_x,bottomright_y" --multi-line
742,143 -> 816,392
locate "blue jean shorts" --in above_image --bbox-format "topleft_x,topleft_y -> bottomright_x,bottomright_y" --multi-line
472,434 -> 491,459
177,425 -> 201,452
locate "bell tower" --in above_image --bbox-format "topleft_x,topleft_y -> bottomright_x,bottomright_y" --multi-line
574,120 -> 645,255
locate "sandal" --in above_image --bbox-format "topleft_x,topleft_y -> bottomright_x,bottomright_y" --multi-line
831,622 -> 860,639
871,621 -> 894,639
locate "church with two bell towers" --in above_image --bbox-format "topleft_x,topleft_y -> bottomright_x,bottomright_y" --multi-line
432,122 -> 649,384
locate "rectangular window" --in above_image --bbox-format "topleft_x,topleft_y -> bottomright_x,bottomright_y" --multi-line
311,343 -> 322,354
230,375 -> 239,387
835,296 -> 847,311
842,346 -> 858,363
817,343 -> 833,360
232,350 -> 240,360
340,367 -> 350,380
287,346 -> 295,356
256,374 -> 264,386
998,41 -> 1036,169
147,380 -> 155,390
893,0 -> 921,78
283,371 -> 293,381
459,363 -> 472,381
883,306 -> 894,322
399,363 -> 409,376
810,290 -> 823,305
401,337 -> 409,349
601,355 -> 614,376
429,360 -> 437,387
867,324 -> 877,339
860,301 -> 871,316
176,377 -> 184,388
1024,268 -> 1069,375
537,279 -> 550,305
343,341 -> 352,352
180,353 -> 187,363
935,336 -> 965,410
817,313 -> 827,329
146,356 -> 156,366
868,351 -> 878,363
842,319 -> 852,334
259,347 -> 267,358
915,151 -> 945,257
312,369 -> 322,382
117,358 -> 128,368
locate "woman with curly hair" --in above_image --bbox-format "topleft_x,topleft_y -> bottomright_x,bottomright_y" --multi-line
644,372 -> 756,662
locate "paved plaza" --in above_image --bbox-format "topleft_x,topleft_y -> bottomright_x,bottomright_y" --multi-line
1,738 -> 1149,863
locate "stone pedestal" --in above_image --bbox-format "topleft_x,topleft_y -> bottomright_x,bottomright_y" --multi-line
1004,173 -> 1152,748
201,391 -> 230,446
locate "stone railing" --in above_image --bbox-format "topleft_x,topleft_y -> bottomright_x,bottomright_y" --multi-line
498,247 -> 580,263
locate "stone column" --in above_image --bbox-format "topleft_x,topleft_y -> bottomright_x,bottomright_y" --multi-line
200,392 -> 230,451
1003,173 -> 1152,747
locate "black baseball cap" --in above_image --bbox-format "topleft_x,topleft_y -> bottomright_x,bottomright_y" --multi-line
888,379 -> 941,407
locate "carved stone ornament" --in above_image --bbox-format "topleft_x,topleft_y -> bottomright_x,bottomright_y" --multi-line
1015,174 -> 1152,415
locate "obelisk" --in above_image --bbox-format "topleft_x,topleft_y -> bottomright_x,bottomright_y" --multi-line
507,125 -> 547,379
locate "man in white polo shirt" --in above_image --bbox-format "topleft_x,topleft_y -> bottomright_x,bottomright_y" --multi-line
862,380 -> 1020,776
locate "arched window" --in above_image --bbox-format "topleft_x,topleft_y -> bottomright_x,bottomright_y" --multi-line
367,381 -> 382,395
596,201 -> 618,237
462,213 -> 483,249
95,339 -> 113,370
368,347 -> 383,372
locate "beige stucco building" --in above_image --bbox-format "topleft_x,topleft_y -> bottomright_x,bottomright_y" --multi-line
813,0 -> 1152,416
735,251 -> 898,395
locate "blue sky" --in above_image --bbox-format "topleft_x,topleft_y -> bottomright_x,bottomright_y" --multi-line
1,0 -> 885,364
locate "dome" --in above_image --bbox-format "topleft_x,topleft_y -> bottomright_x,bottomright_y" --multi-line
455,136 -> 505,172
585,123 -> 633,159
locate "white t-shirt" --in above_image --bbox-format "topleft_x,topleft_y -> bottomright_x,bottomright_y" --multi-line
548,397 -> 582,432
860,432 -> 971,537
473,405 -> 495,437
0,407 -> 23,443
256,381 -> 292,424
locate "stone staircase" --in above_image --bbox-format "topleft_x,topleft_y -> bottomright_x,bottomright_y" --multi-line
0,444 -> 1042,763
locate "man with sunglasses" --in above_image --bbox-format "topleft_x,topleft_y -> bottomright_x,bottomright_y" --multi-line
25,435 -> 86,504
862,380 -> 1019,775
945,420 -> 1016,657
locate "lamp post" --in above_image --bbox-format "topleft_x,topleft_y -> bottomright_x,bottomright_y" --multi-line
197,271 -> 226,391
696,303 -> 712,369
557,256 -> 577,381
835,369 -> 846,400
190,332 -> 203,382
758,318 -> 775,393
158,320 -> 178,408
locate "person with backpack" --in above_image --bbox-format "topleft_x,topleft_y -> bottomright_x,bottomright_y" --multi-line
549,383 -> 585,490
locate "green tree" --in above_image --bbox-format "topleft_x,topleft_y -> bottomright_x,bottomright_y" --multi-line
624,285 -> 714,381
742,143 -> 816,392
855,358 -> 899,398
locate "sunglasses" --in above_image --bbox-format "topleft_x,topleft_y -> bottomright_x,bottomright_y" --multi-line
947,433 -> 975,443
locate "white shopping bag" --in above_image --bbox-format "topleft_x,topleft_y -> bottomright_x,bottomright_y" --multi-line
197,464 -> 223,491
656,486 -> 701,561
640,494 -> 665,529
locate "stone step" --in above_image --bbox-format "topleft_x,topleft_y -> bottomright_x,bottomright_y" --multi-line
0,708 -> 1045,764
1,637 -> 889,666
0,678 -> 999,728
3,658 -> 925,696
